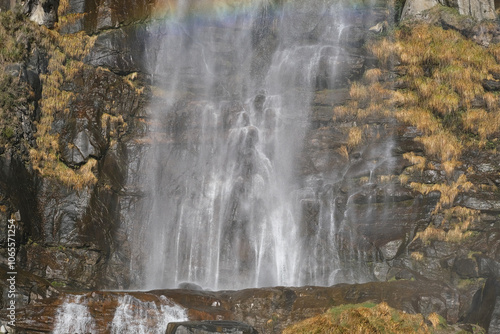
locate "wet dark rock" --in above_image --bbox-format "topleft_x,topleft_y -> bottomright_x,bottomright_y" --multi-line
84,24 -> 150,74
317,50 -> 365,89
394,268 -> 417,280
0,265 -> 59,310
465,278 -> 500,333
300,199 -> 321,236
393,138 -> 425,155
167,321 -> 258,334
313,88 -> 350,107
59,118 -> 103,166
422,169 -> 446,184
460,194 -> 500,211
58,0 -> 86,34
179,282 -> 205,291
20,243 -> 102,289
84,0 -> 155,34
476,255 -> 500,277
483,79 -> 500,91
453,257 -> 479,279
37,181 -> 93,245
253,94 -> 266,112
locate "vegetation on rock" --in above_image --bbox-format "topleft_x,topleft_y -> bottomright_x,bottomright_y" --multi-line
29,25 -> 99,189
0,11 -> 32,152
336,5 -> 500,248
283,302 -> 445,334
0,8 -> 140,189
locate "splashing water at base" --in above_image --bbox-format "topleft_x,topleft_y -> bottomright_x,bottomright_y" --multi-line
53,294 -> 187,333
110,295 -> 188,333
53,295 -> 97,334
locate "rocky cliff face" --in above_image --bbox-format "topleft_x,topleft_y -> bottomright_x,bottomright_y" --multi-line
0,0 -> 151,296
0,0 -> 500,332
402,0 -> 497,20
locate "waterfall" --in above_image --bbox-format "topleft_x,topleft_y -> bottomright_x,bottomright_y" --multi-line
133,0 -> 385,290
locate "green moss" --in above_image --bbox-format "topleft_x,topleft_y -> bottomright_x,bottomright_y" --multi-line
51,281 -> 66,288
2,127 -> 14,140
328,302 -> 378,317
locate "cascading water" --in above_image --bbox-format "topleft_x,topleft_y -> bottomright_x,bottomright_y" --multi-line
110,295 -> 188,333
52,294 -> 188,333
133,0 -> 391,290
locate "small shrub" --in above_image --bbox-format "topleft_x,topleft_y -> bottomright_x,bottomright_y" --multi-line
347,126 -> 363,149
427,312 -> 442,329
411,252 -> 424,261
2,126 -> 14,139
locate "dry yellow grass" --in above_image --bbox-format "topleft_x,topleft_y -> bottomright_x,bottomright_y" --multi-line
411,174 -> 473,211
347,126 -> 363,149
416,132 -> 462,162
427,313 -> 441,329
411,252 -> 424,261
414,204 -> 477,244
364,68 -> 383,83
368,38 -> 402,67
350,82 -> 369,101
337,145 -> 349,160
463,108 -> 500,146
483,92 -> 498,111
403,152 -> 426,173
25,21 -> 100,189
395,108 -> 440,134
339,10 -> 498,248
415,225 -> 447,243
398,173 -> 410,185
390,23 -> 499,156
283,302 -> 430,334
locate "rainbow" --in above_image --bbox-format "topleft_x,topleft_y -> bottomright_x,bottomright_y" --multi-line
148,0 -> 367,28
150,0 -> 274,21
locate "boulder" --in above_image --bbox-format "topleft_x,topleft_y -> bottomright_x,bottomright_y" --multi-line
401,0 -> 496,21
401,0 -> 440,20
166,321 -> 258,334
455,0 -> 496,20
84,24 -> 150,74
22,0 -> 59,28
483,79 -> 500,91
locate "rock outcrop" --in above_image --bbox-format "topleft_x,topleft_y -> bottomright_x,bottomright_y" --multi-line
401,0 -> 496,21
1,281 -> 478,333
